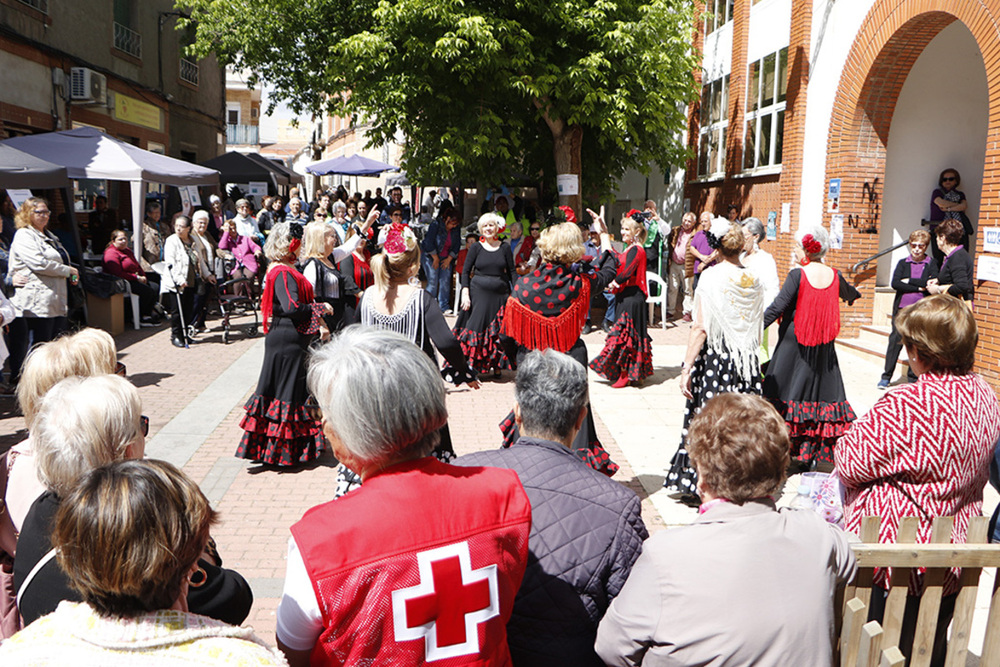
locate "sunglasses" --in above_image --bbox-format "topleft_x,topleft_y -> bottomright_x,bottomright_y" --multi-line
140,415 -> 149,437
304,398 -> 323,422
942,177 -> 957,182
530,227 -> 540,231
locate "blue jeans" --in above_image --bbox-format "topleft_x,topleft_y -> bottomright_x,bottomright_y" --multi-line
604,291 -> 616,323
424,256 -> 454,311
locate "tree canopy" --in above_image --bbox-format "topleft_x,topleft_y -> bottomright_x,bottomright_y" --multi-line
181,0 -> 697,206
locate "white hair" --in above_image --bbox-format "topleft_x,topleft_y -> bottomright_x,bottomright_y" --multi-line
192,210 -> 210,224
477,212 -> 504,234
307,326 -> 447,466
33,375 -> 143,497
264,221 -> 294,261
795,225 -> 830,259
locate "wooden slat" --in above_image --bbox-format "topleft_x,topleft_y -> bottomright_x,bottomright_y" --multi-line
852,517 -> 882,613
856,621 -> 883,667
944,518 -> 989,667
981,574 -> 1000,666
881,517 -> 919,649
850,544 -> 1000,568
880,646 -> 906,667
909,518 -> 953,667
842,597 -> 868,667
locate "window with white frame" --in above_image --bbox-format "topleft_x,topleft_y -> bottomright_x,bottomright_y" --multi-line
743,47 -> 788,171
704,0 -> 735,35
698,74 -> 729,177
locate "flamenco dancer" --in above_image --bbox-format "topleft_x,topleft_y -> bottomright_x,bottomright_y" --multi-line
590,211 -> 653,388
453,212 -> 515,376
763,225 -> 860,471
500,208 -> 620,475
236,222 -> 331,466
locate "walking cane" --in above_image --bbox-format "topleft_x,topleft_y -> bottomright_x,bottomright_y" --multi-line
174,287 -> 189,348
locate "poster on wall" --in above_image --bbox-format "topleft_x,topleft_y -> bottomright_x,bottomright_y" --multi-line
977,255 -> 1000,284
556,174 -> 579,196
178,186 -> 191,213
830,214 -> 844,249
6,189 -> 32,209
828,178 -> 841,213
187,186 -> 202,207
984,228 -> 1000,253
247,181 -> 268,199
766,211 -> 777,241
780,203 -> 791,233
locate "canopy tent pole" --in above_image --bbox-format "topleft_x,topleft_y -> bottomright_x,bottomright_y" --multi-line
130,181 -> 143,260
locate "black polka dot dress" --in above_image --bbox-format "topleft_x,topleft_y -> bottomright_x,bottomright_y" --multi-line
664,344 -> 762,499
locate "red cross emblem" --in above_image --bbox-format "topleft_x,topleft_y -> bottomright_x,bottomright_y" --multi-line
392,541 -> 500,661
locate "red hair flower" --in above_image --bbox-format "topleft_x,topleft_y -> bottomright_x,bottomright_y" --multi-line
557,205 -> 577,224
384,222 -> 413,255
802,234 -> 822,255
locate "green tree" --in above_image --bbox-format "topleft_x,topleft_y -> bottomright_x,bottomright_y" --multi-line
181,0 -> 697,213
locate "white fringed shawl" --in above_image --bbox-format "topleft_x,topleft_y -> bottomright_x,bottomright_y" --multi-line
693,261 -> 764,383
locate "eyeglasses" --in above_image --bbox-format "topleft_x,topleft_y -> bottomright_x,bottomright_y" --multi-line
942,177 -> 957,182
33,209 -> 50,215
140,415 -> 149,437
529,227 -> 540,231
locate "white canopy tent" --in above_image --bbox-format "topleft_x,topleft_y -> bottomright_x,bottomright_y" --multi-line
1,127 -> 219,255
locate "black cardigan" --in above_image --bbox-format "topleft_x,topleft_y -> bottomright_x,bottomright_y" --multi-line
938,247 -> 974,300
890,256 -> 939,314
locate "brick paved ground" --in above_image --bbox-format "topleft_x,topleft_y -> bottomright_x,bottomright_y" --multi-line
0,308 -> 675,645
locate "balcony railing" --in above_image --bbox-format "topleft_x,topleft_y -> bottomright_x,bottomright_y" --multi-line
227,124 -> 259,145
113,22 -> 142,59
18,0 -> 48,13
179,58 -> 200,86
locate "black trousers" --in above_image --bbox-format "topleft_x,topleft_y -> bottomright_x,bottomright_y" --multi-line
881,313 -> 917,383
170,287 -> 195,342
7,315 -> 68,384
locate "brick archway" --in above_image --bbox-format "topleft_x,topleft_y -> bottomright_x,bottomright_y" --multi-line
824,1 -> 1000,382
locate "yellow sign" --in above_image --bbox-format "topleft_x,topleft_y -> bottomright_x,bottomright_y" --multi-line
114,93 -> 162,131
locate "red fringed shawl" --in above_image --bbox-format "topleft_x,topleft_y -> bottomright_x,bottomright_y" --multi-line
794,269 -> 841,346
502,263 -> 591,353
261,263 -> 315,333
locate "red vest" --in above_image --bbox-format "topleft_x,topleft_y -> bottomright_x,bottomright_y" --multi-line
291,458 -> 532,666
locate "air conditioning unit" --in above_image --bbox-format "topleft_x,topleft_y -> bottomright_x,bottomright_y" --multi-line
70,67 -> 107,105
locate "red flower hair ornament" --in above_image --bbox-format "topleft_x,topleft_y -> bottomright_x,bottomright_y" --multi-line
801,234 -> 822,256
557,205 -> 577,224
384,222 -> 415,255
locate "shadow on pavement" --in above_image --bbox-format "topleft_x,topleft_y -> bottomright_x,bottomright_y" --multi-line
245,449 -> 340,474
128,371 -> 174,388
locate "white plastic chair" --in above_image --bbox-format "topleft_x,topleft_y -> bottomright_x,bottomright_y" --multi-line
646,271 -> 669,329
122,280 -> 141,330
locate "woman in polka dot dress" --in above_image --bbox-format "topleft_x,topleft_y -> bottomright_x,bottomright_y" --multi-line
664,219 -> 765,503
499,209 -> 621,475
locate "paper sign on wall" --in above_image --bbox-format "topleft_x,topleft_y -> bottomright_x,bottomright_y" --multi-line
830,214 -> 844,249
6,189 -> 32,209
828,178 -> 841,213
178,186 -> 191,213
187,186 -> 202,207
247,181 -> 268,198
556,174 -> 579,196
766,211 -> 777,241
984,228 -> 1000,253
977,255 -> 1000,283
780,203 -> 791,233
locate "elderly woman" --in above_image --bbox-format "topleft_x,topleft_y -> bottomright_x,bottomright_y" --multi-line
590,213 -> 653,388
1,459 -> 283,665
740,217 -> 779,306
925,218 -> 973,302
454,212 -> 516,376
13,374 -> 252,627
879,229 -> 938,388
0,329 -> 116,639
102,228 -> 162,324
190,211 -> 219,334
664,219 -> 764,503
762,225 -> 860,471
236,222 -> 332,466
163,215 -> 212,348
836,295 -> 999,665
218,216 -> 264,299
666,212 -> 697,319
299,209 -> 377,332
599,393 -> 856,666
275,327 -> 530,666
501,212 -> 620,474
231,198 -> 261,242
6,197 -> 79,385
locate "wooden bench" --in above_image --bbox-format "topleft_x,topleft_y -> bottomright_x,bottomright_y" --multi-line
838,515 -> 1000,667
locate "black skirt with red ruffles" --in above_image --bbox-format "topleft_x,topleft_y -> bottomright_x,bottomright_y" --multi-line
762,324 -> 856,467
500,410 -> 619,477
236,317 -> 325,466
453,274 -> 512,373
589,287 -> 653,383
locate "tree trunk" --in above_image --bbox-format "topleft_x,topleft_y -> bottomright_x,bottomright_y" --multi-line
551,124 -> 583,219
